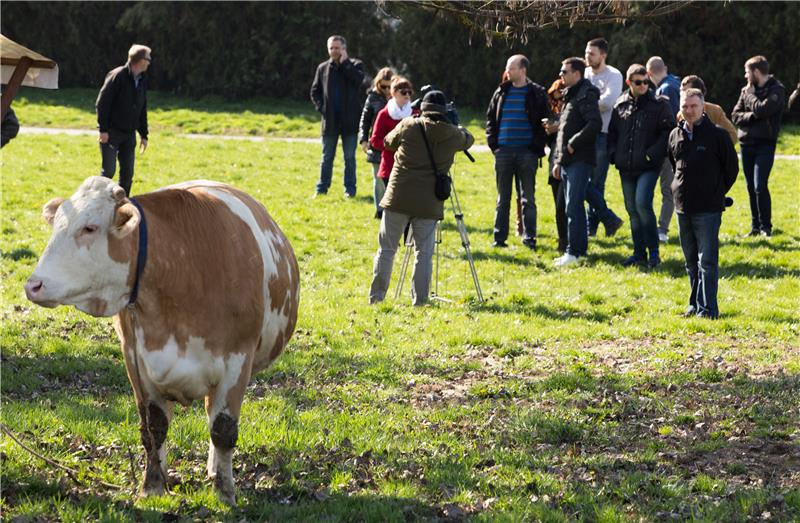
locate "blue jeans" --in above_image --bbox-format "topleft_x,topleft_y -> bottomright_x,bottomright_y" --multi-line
620,170 -> 659,258
100,132 -> 136,196
317,133 -> 357,195
562,162 -> 591,257
493,147 -> 538,243
677,212 -> 722,318
740,143 -> 775,232
587,133 -> 610,233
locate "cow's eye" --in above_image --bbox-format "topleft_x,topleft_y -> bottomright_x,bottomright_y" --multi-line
82,225 -> 98,234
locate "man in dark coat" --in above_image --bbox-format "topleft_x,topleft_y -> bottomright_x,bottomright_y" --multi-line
310,35 -> 365,197
608,64 -> 675,268
96,44 -> 151,196
669,88 -> 738,319
552,57 -> 621,267
731,55 -> 786,237
485,54 -> 550,250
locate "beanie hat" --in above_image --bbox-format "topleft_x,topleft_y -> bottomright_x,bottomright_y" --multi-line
421,90 -> 448,115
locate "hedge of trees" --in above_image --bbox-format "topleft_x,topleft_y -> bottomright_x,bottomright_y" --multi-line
2,1 -> 798,114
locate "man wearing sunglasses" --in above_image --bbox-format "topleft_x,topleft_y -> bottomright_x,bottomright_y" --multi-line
310,35 -> 366,198
608,64 -> 676,269
551,57 -> 603,268
95,44 -> 151,196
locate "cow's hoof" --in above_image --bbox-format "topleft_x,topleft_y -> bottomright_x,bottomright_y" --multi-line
214,475 -> 236,506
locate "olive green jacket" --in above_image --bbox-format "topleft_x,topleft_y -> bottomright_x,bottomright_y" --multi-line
380,115 -> 474,220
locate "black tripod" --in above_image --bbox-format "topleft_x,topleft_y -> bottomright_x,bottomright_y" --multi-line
395,174 -> 483,303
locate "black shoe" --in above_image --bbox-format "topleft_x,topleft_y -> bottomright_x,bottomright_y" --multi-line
604,216 -> 624,237
345,192 -> 356,199
492,240 -> 508,248
647,253 -> 661,268
760,228 -> 772,237
743,229 -> 760,237
621,255 -> 645,267
522,239 -> 537,251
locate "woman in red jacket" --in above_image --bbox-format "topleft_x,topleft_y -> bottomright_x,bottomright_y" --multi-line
370,76 -> 417,218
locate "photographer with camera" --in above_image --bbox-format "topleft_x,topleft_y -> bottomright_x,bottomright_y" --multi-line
369,91 -> 474,306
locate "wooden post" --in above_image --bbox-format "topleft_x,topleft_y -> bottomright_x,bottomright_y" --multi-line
1,56 -> 32,120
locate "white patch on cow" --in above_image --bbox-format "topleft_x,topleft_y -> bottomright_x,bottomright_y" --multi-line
201,187 -> 291,369
136,330 -> 223,404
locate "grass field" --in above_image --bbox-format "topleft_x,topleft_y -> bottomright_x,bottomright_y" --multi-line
12,87 -> 800,154
1,95 -> 799,521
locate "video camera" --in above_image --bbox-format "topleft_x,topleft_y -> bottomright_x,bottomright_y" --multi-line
411,84 -> 460,126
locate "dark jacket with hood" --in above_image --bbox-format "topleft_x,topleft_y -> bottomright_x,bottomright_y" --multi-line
608,89 -> 675,176
668,116 -> 738,214
310,57 -> 365,136
359,88 -> 388,163
95,64 -> 148,139
485,78 -> 551,157
554,78 -> 601,166
731,76 -> 786,145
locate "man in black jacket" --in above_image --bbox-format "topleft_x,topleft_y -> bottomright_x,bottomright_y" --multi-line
310,35 -> 365,198
485,54 -> 550,249
731,55 -> 785,237
608,64 -> 675,268
551,57 -> 621,267
669,88 -> 738,319
96,44 -> 151,196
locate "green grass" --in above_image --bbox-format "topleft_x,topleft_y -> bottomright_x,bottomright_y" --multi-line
1,99 -> 799,521
11,87 -> 489,145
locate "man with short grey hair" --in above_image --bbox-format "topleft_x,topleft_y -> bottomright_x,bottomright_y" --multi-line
96,44 -> 151,196
310,35 -> 365,198
647,56 -> 681,243
668,88 -> 738,319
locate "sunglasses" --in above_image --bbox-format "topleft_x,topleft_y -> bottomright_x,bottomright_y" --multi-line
379,83 -> 391,90
398,89 -> 413,96
631,79 -> 648,86
558,69 -> 570,76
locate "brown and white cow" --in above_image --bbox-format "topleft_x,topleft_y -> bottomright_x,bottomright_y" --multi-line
24,176 -> 299,504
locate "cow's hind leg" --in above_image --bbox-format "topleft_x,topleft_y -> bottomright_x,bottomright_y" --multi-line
139,399 -> 173,496
205,353 -> 253,506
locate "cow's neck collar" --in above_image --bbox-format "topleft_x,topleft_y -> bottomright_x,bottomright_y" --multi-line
128,198 -> 148,306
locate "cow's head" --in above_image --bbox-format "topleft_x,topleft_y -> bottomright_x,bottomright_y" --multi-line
24,176 -> 141,317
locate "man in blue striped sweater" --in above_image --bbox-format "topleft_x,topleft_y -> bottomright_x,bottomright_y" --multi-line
486,55 -> 551,249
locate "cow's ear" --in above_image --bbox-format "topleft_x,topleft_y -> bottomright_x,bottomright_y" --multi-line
111,203 -> 140,239
42,197 -> 65,226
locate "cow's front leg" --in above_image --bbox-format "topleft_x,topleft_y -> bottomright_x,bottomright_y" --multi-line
205,353 -> 252,506
139,399 -> 173,496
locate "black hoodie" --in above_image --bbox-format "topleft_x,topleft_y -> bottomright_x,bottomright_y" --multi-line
668,117 -> 738,214
731,76 -> 786,145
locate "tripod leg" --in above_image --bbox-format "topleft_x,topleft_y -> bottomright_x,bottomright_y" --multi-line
455,217 -> 484,302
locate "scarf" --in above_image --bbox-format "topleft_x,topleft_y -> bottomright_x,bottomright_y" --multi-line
387,98 -> 412,120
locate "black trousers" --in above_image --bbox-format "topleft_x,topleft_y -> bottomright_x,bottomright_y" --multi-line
100,131 -> 136,196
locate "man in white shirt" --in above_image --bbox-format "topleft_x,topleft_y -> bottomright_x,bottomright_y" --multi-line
584,37 -> 624,237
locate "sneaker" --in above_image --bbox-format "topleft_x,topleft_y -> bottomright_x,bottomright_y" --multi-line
344,192 -> 356,199
658,231 -> 668,243
682,305 -> 697,317
604,216 -> 624,237
621,255 -> 646,267
760,228 -> 772,237
522,238 -> 537,250
554,253 -> 580,267
492,240 -> 508,248
743,229 -> 760,237
647,252 -> 661,268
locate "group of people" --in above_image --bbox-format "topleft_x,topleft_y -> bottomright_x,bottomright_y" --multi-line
88,36 -> 790,318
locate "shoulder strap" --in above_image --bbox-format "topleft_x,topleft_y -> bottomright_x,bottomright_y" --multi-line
418,120 -> 438,174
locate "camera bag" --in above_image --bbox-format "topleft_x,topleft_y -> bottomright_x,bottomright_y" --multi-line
418,121 -> 451,201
